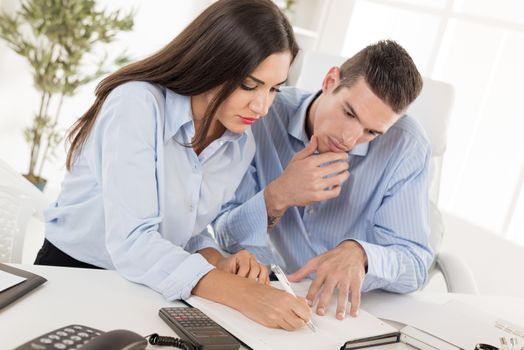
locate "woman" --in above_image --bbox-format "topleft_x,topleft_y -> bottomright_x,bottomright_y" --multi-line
35,0 -> 310,330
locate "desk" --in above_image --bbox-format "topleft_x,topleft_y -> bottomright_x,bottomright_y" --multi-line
1,264 -> 523,350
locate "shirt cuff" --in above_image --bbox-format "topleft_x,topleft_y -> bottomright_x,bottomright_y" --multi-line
350,239 -> 386,291
158,253 -> 215,300
219,190 -> 269,247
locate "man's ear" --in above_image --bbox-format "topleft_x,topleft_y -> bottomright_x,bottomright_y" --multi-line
321,67 -> 342,94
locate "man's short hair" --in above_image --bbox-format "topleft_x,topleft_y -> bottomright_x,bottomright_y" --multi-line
335,40 -> 423,114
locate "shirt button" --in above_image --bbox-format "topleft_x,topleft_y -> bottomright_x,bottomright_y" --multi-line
219,140 -> 225,146
189,204 -> 194,212
192,164 -> 198,173
308,208 -> 315,215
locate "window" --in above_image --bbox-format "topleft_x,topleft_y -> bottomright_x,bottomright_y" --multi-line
324,0 -> 524,245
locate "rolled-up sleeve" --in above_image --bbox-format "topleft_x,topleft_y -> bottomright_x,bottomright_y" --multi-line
98,84 -> 214,300
185,228 -> 221,254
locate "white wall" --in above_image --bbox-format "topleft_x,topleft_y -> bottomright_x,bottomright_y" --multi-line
0,0 -> 210,195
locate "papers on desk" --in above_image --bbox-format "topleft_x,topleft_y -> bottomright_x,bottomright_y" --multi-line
362,292 -> 524,349
0,270 -> 26,292
186,280 -> 397,350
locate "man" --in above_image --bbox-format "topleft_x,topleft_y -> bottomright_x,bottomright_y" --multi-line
213,40 -> 433,321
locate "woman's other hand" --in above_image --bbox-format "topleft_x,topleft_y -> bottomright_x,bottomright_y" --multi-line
216,250 -> 269,285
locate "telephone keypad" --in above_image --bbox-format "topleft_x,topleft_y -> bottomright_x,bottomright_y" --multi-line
14,325 -> 103,350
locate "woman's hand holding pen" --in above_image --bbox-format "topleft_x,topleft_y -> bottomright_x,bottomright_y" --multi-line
239,282 -> 312,331
193,269 -> 312,331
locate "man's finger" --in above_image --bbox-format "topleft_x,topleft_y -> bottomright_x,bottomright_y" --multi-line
316,279 -> 336,316
293,135 -> 318,161
336,283 -> 350,320
287,260 -> 316,282
317,161 -> 349,178
349,278 -> 363,317
323,170 -> 350,188
309,151 -> 348,167
305,274 -> 325,307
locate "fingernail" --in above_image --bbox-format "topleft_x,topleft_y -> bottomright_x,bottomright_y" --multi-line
307,299 -> 313,306
337,311 -> 345,320
317,307 -> 325,315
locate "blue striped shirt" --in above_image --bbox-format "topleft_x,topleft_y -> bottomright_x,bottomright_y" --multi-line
213,87 -> 433,293
45,82 -> 255,300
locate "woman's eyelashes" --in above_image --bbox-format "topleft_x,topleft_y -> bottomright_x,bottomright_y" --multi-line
240,83 -> 257,91
240,83 -> 281,93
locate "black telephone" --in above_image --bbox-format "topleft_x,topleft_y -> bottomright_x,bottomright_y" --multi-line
13,325 -> 147,350
14,306 -> 240,350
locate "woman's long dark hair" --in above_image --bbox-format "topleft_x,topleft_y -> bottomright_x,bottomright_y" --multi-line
65,0 -> 299,170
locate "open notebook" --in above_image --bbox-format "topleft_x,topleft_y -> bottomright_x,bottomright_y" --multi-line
186,280 -> 397,350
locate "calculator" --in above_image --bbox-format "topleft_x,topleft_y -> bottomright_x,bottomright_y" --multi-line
159,306 -> 240,350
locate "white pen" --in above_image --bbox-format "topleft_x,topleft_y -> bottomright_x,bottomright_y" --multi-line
270,264 -> 317,332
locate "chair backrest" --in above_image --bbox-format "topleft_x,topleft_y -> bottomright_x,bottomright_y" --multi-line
0,159 -> 50,263
0,186 -> 34,263
293,51 -> 455,260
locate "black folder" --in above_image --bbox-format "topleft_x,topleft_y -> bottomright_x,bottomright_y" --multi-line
0,263 -> 47,311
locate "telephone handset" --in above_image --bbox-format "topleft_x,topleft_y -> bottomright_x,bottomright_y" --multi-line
13,325 -> 147,350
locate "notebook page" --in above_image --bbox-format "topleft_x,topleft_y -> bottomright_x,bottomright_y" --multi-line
186,280 -> 397,350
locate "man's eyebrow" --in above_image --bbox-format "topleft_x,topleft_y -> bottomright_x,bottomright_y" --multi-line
248,75 -> 287,86
343,101 -> 383,135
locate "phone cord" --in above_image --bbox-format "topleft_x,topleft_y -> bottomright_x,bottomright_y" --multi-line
146,333 -> 197,350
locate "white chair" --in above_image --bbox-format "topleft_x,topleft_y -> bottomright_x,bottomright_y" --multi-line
0,159 -> 49,263
293,51 -> 479,294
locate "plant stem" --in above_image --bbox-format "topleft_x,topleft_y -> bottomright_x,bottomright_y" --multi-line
37,92 -> 64,178
28,91 -> 48,176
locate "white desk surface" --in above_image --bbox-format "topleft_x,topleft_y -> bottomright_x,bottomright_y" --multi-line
1,264 -> 523,350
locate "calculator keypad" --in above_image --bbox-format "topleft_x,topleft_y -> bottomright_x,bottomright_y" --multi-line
163,307 -> 218,328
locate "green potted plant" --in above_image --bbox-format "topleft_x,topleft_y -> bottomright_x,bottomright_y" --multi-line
0,0 -> 134,190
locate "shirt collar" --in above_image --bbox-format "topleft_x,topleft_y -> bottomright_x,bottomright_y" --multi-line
287,90 -> 369,157
163,88 -> 246,144
164,88 -> 193,141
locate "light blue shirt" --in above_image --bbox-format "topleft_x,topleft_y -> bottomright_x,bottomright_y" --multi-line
213,87 -> 433,293
45,81 -> 255,300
